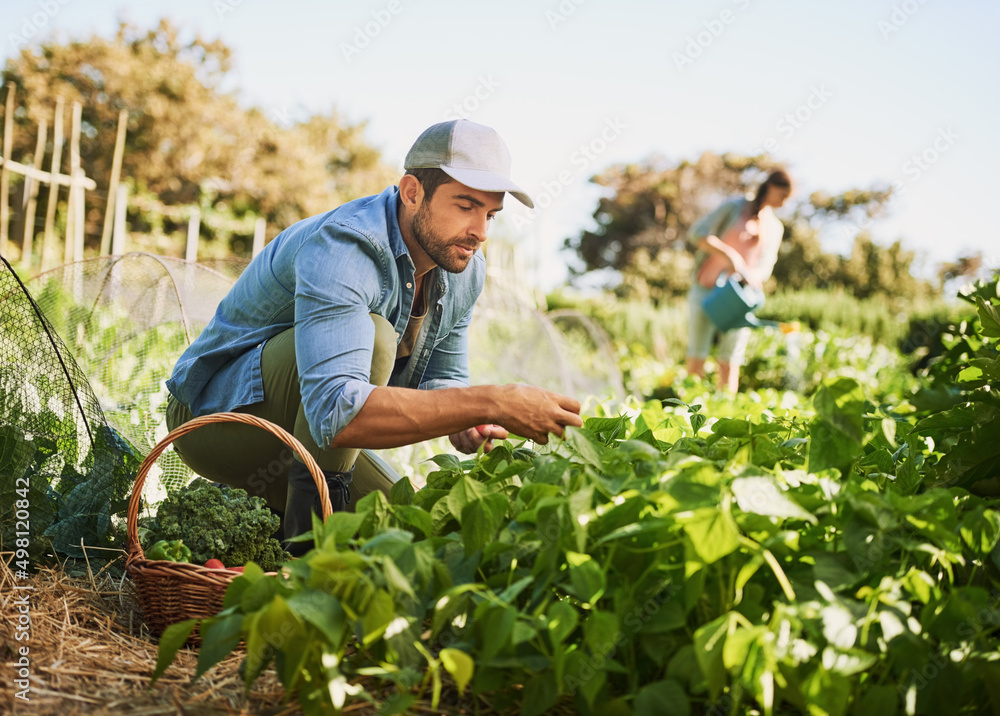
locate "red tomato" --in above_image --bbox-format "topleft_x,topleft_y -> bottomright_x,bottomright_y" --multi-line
204,558 -> 225,569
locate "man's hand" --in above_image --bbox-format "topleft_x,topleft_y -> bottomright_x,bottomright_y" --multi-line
495,384 -> 583,444
450,424 -> 508,454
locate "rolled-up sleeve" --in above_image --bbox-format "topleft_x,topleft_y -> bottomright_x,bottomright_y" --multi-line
293,226 -> 383,448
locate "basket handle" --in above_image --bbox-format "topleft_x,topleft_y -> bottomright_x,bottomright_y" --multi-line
126,412 -> 331,561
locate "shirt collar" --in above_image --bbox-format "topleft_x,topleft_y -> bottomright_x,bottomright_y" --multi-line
384,187 -> 411,262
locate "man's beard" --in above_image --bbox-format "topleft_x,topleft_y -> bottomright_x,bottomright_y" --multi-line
411,203 -> 478,274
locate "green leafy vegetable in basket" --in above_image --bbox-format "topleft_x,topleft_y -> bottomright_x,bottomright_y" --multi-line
149,479 -> 289,571
145,539 -> 192,562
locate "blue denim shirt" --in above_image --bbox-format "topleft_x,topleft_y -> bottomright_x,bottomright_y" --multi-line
166,186 -> 484,449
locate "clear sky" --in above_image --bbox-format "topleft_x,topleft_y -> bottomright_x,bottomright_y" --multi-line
4,0 -> 998,288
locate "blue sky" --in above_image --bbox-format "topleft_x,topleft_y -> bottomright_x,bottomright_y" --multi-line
5,0 -> 998,288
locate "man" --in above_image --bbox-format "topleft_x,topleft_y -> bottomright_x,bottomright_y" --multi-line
164,119 -> 583,549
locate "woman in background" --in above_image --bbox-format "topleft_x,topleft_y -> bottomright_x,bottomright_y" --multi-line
686,169 -> 793,392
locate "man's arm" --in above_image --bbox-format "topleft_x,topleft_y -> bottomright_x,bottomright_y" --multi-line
331,383 -> 582,449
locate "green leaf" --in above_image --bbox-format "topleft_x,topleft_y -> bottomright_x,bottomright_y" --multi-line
960,507 -> 1000,554
477,604 -> 517,662
520,672 -> 560,716
583,610 -> 619,655
392,504 -> 434,538
635,679 -> 691,716
389,475 -> 415,505
853,685 -> 900,716
257,595 -> 305,646
547,600 -> 579,645
977,296 -> 1000,337
880,417 -> 897,446
461,493 -> 508,556
359,589 -> 397,645
565,551 -> 606,603
957,365 -> 984,383
151,619 -> 198,685
693,613 -> 734,700
241,574 -> 277,613
712,418 -> 750,437
195,613 -> 243,680
241,612 -> 271,687
808,377 -> 866,474
682,507 -> 741,565
731,475 -> 817,523
563,426 -> 607,470
496,575 -> 535,604
430,453 -> 463,471
286,589 -> 346,645
320,509 -> 366,546
439,648 -> 474,694
802,667 -> 851,716
446,475 -> 487,523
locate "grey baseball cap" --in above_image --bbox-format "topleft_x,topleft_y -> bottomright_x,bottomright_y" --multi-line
404,120 -> 534,208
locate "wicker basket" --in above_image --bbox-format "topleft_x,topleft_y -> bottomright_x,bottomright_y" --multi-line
125,412 -> 330,641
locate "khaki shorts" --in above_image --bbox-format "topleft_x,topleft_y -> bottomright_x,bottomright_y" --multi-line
165,314 -> 400,512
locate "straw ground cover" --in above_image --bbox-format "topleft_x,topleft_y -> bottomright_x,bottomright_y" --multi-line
0,554 -> 291,715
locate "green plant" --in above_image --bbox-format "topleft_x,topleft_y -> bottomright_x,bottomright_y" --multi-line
151,365 -> 1000,714
148,479 -> 288,571
909,276 -> 1000,493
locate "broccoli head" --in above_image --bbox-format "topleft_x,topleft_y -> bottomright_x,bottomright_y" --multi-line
152,479 -> 289,571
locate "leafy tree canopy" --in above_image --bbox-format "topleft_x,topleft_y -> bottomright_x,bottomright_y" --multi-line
2,18 -> 396,248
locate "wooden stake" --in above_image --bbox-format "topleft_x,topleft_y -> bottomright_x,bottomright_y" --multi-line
111,183 -> 128,255
185,207 -> 200,262
252,216 -> 266,258
99,109 -> 127,256
41,97 -> 65,271
21,117 -> 47,268
0,83 -> 15,257
65,100 -> 82,263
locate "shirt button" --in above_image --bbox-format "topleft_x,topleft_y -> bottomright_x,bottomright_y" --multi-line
406,282 -> 412,288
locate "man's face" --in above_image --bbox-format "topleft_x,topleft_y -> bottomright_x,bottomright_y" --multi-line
410,182 -> 505,273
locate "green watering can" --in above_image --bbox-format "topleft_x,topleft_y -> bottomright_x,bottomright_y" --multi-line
701,275 -> 782,331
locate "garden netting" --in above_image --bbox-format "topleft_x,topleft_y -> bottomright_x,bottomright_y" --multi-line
0,254 -> 138,560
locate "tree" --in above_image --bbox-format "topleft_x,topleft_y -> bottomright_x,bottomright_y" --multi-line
2,18 -> 396,255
